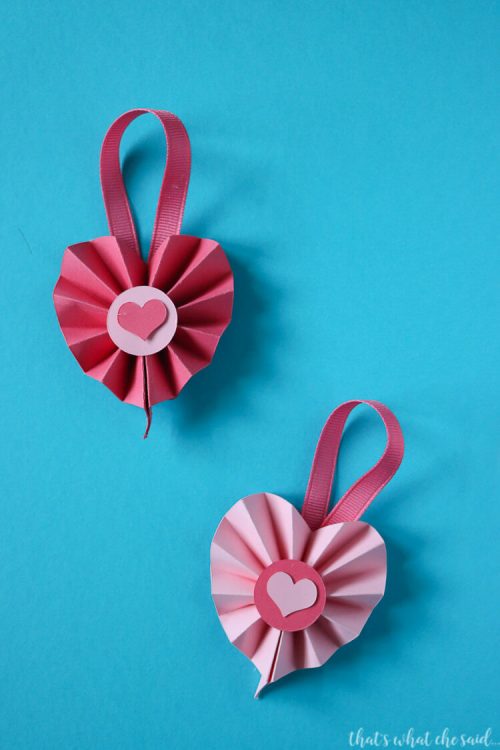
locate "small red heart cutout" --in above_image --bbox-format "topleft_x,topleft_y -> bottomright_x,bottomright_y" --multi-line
117,299 -> 167,340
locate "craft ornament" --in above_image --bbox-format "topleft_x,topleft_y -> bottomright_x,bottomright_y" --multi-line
54,109 -> 234,436
210,400 -> 404,696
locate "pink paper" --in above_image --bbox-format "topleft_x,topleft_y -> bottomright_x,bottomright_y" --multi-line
53,234 -> 233,408
210,492 -> 386,696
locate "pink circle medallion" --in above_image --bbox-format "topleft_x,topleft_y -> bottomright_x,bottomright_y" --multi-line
254,560 -> 326,632
107,286 -> 178,356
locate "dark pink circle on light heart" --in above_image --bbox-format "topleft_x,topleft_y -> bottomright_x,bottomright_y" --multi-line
254,560 -> 326,632
107,286 -> 178,356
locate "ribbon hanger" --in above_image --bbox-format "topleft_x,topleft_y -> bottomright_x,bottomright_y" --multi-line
302,400 -> 404,530
100,108 -> 192,259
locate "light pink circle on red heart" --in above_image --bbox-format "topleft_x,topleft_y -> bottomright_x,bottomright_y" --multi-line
254,559 -> 326,632
107,285 -> 178,355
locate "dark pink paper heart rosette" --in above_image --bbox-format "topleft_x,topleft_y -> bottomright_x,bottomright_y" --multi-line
53,109 -> 234,435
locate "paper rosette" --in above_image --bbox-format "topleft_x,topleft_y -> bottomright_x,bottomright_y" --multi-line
53,233 -> 234,408
210,492 -> 387,696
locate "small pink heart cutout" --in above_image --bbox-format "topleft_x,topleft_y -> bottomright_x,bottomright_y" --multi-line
117,299 -> 167,340
267,572 -> 318,617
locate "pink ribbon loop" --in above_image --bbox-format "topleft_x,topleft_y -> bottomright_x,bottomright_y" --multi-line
100,108 -> 191,260
301,400 -> 404,530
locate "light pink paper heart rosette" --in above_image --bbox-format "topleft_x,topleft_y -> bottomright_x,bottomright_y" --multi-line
53,109 -> 233,435
210,400 -> 404,696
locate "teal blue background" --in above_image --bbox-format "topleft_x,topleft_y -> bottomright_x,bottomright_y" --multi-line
1,1 -> 499,748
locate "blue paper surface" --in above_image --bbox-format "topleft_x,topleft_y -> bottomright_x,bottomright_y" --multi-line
0,1 -> 498,747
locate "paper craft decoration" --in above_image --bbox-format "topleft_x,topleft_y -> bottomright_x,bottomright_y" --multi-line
53,108 -> 234,436
210,399 -> 404,696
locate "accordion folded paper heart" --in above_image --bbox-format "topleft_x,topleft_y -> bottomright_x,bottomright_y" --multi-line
53,109 -> 234,436
210,400 -> 404,696
54,234 -> 232,409
211,493 -> 386,695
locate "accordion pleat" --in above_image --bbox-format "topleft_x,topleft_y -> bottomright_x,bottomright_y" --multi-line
53,234 -> 234,407
210,493 -> 386,695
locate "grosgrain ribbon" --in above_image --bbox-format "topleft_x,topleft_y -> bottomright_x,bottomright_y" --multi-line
99,109 -> 192,436
302,400 -> 404,530
100,108 -> 191,259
